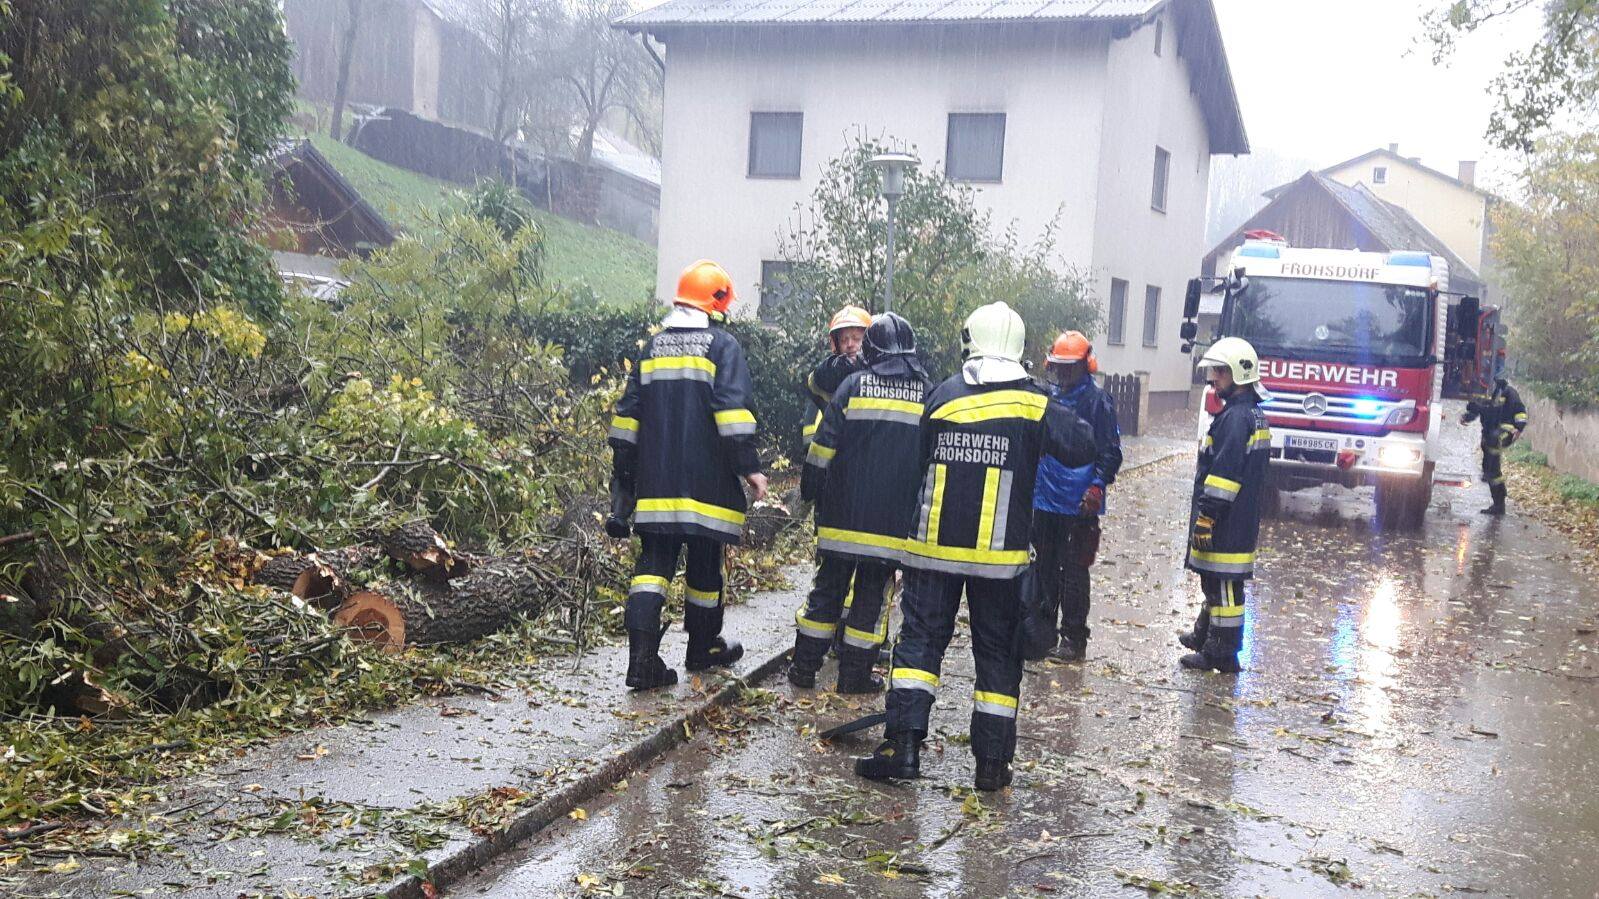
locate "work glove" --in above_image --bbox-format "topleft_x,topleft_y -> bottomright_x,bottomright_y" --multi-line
1079,484 -> 1105,516
1192,514 -> 1216,551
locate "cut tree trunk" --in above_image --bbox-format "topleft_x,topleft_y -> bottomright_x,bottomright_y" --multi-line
381,520 -> 463,577
292,545 -> 384,611
333,557 -> 557,651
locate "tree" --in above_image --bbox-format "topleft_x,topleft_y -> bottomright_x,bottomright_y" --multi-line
556,0 -> 658,166
1424,0 -> 1599,152
776,137 -> 1100,376
1490,132 -> 1599,401
330,0 -> 362,141
467,0 -> 546,144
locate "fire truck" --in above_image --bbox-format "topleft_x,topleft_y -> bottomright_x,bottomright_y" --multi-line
1178,234 -> 1504,530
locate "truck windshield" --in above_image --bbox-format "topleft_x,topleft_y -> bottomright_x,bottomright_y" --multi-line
1226,276 -> 1431,365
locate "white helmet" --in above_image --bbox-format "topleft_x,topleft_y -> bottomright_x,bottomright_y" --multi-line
961,301 -> 1026,363
1198,337 -> 1272,400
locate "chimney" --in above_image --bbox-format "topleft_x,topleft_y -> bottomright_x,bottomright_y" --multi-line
1459,160 -> 1477,186
1388,142 -> 1399,154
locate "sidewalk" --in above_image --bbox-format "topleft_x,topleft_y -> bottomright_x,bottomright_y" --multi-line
21,436 -> 1188,899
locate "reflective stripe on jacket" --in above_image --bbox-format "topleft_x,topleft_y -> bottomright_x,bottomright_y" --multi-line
1186,392 -> 1271,578
608,320 -> 760,545
801,367 -> 932,563
800,354 -> 863,446
902,376 -> 1097,579
1464,382 -> 1527,448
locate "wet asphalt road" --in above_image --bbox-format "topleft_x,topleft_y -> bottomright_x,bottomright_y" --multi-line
451,414 -> 1599,898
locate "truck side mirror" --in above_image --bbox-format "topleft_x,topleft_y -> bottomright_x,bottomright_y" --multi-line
1180,321 -> 1198,342
1183,279 -> 1202,319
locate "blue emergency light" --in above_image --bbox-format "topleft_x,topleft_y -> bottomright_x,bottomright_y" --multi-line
1237,243 -> 1281,259
1386,251 -> 1432,267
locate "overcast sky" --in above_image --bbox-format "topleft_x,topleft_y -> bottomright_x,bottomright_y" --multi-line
1213,0 -> 1542,189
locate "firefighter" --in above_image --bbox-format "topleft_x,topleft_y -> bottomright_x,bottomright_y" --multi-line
854,302 -> 1096,791
1461,377 -> 1528,516
1178,337 -> 1272,674
1022,331 -> 1122,663
606,260 -> 769,691
801,306 -> 873,449
790,313 -> 933,693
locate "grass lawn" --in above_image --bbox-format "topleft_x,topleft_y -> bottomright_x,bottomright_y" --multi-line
308,135 -> 656,307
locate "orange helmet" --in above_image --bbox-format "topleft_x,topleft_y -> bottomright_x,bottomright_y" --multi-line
828,305 -> 872,333
1046,331 -> 1098,373
675,260 -> 736,316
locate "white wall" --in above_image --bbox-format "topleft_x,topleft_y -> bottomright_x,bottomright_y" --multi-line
1089,9 -> 1215,395
655,18 -> 1218,395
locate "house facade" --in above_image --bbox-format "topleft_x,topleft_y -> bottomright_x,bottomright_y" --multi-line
1268,144 -> 1499,303
617,0 -> 1247,408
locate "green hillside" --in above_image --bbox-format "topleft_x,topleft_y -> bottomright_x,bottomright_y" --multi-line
309,136 -> 656,306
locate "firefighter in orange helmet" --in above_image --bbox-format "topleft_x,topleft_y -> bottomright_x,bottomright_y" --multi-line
1022,332 -> 1122,663
607,260 -> 768,690
801,305 -> 873,449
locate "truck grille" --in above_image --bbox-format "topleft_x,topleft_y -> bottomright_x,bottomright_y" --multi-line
1261,389 -> 1404,425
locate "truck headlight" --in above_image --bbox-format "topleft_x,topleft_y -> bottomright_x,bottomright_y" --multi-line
1377,445 -> 1422,468
1383,406 -> 1416,426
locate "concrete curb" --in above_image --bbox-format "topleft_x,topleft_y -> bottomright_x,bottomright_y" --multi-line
385,444 -> 1189,897
384,642 -> 795,898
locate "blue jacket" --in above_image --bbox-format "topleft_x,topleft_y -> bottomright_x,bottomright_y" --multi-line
1034,377 -> 1123,515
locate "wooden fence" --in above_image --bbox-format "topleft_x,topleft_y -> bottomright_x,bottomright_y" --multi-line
1102,373 -> 1143,437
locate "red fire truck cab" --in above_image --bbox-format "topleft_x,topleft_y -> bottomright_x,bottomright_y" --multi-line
1179,237 -> 1503,530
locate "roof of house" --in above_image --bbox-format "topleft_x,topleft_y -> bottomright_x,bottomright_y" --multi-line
617,0 -> 1248,154
1207,171 -> 1482,292
1263,147 -> 1491,201
268,139 -> 397,250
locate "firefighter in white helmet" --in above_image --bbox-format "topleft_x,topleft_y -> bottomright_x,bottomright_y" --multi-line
1180,337 -> 1272,674
854,302 -> 1096,792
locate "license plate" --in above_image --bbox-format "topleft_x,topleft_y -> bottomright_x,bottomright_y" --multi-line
1286,435 -> 1337,452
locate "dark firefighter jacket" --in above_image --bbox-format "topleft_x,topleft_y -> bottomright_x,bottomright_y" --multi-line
902,376 -> 1097,579
1464,382 -> 1528,448
1186,391 -> 1272,579
800,360 -> 933,564
608,319 -> 760,544
801,354 -> 864,446
1034,377 -> 1123,516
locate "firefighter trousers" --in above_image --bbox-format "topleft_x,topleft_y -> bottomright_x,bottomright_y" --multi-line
792,556 -> 893,675
1023,511 -> 1100,654
1481,439 -> 1509,507
1197,576 -> 1245,656
625,533 -> 725,645
886,567 -> 1026,763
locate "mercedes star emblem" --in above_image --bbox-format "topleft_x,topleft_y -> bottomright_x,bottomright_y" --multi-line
1302,393 -> 1329,417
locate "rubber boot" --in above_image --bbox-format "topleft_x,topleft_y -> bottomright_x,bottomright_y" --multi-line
625,624 -> 678,691
1178,606 -> 1210,652
1480,484 -> 1507,516
836,647 -> 884,695
1179,629 -> 1242,674
787,664 -> 817,689
1047,638 -> 1086,663
854,733 -> 920,781
686,635 -> 744,672
974,759 -> 1013,792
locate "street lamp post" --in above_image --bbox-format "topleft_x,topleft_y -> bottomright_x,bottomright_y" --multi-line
869,153 -> 919,313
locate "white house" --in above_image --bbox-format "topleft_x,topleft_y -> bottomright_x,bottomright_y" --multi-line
616,0 -> 1248,411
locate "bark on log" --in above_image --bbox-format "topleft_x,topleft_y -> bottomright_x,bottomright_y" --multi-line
292,545 -> 384,610
333,557 -> 557,651
252,554 -> 316,594
381,520 -> 461,576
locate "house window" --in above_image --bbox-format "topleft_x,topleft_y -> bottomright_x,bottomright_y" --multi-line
1154,18 -> 1164,56
748,112 -> 803,179
1108,278 -> 1129,346
946,113 -> 1006,183
1142,285 -> 1162,347
1373,166 -> 1388,185
758,260 -> 797,322
1151,146 -> 1171,212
